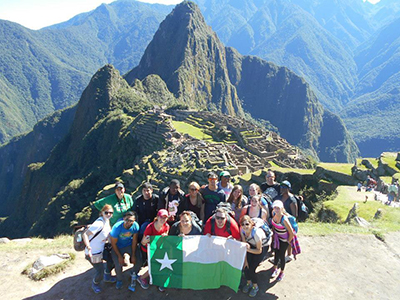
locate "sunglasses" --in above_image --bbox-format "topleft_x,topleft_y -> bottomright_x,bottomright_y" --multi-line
215,216 -> 225,220
125,219 -> 135,223
104,211 -> 113,215
208,178 -> 217,181
189,188 -> 198,191
242,222 -> 250,226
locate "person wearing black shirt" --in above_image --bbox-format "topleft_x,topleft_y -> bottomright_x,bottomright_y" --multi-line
158,179 -> 186,224
134,182 -> 159,237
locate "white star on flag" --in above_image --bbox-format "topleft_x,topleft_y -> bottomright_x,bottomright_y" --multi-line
155,252 -> 177,271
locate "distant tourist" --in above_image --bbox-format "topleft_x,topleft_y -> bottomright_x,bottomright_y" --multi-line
217,170 -> 234,197
240,215 -> 267,297
83,204 -> 115,294
387,183 -> 398,205
357,182 -> 362,192
134,182 -> 159,238
158,179 -> 185,224
200,172 -> 226,223
169,211 -> 202,236
203,207 -> 240,240
270,201 -> 295,282
93,182 -> 134,226
110,211 -> 140,290
226,185 -> 248,223
138,209 -> 170,292
181,181 -> 204,220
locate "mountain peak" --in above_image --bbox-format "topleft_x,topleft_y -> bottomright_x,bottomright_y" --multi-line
125,1 -> 241,115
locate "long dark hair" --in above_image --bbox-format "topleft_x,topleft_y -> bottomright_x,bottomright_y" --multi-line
227,185 -> 244,208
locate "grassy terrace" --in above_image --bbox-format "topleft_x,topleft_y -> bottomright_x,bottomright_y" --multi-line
323,186 -> 400,233
317,162 -> 353,176
269,163 -> 315,175
380,152 -> 399,171
171,120 -> 214,141
356,157 -> 379,169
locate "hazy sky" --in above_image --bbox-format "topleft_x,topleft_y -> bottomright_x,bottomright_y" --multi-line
0,0 -> 380,30
0,0 -> 182,30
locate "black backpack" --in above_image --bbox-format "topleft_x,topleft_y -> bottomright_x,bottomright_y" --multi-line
210,214 -> 232,235
294,195 -> 309,222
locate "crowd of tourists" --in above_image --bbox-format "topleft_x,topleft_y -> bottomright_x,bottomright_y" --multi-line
83,170 -> 303,297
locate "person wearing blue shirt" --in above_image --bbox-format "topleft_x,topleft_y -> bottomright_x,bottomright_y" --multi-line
110,211 -> 140,290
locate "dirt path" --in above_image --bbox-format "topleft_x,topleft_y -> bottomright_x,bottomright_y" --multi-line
2,232 -> 400,300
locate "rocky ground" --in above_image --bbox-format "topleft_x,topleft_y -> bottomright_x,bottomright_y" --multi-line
2,231 -> 400,300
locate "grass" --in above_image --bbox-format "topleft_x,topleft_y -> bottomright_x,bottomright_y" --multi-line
317,162 -> 353,176
171,120 -> 214,141
269,165 -> 315,175
380,152 -> 399,171
0,234 -> 73,252
322,186 -> 400,233
356,157 -> 379,169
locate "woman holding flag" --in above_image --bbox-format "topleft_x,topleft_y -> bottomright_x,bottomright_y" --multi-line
138,209 -> 170,291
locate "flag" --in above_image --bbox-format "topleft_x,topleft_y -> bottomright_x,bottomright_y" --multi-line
148,235 -> 247,291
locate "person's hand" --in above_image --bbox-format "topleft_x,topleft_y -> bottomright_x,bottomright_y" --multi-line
118,255 -> 124,266
227,235 -> 234,240
161,232 -> 168,236
178,233 -> 185,237
244,261 -> 249,269
143,235 -> 150,244
87,246 -> 92,258
246,244 -> 250,250
130,255 -> 136,265
206,233 -> 211,238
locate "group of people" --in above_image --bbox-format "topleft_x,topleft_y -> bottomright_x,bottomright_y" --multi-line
83,170 -> 302,297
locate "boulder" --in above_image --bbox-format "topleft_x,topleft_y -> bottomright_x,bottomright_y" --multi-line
29,254 -> 71,278
374,208 -> 382,219
0,237 -> 10,244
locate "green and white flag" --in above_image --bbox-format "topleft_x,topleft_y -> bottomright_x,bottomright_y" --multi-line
148,235 -> 247,291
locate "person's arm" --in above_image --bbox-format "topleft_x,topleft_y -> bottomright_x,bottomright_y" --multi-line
83,230 -> 93,257
200,203 -> 205,223
283,218 -> 294,243
130,232 -> 138,265
290,199 -> 298,218
203,219 -> 211,237
239,206 -> 247,220
111,236 -> 124,266
262,208 -> 268,221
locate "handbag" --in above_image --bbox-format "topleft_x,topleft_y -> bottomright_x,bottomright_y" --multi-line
90,253 -> 103,264
102,243 -> 113,261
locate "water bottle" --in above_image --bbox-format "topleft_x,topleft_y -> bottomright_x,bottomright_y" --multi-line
128,271 -> 137,292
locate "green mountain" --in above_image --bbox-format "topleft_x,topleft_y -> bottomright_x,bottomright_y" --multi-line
340,16 -> 400,156
0,2 -> 357,237
126,1 -> 358,162
0,1 -> 171,145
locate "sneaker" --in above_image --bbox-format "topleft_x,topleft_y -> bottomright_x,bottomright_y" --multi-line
270,268 -> 279,278
104,272 -> 117,283
116,280 -> 123,290
137,276 -> 150,290
158,286 -> 166,292
242,282 -> 252,293
92,281 -> 101,294
277,271 -> 285,282
285,255 -> 293,263
249,286 -> 259,298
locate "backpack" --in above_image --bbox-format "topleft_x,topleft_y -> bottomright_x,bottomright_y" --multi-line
214,202 -> 234,218
188,210 -> 203,228
282,215 -> 298,233
73,219 -> 104,251
251,217 -> 272,247
294,195 -> 309,222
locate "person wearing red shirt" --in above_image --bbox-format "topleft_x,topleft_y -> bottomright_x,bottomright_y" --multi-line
137,209 -> 170,290
203,207 -> 240,240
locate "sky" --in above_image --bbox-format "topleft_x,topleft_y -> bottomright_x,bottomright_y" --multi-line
0,0 -> 381,30
0,0 -> 182,30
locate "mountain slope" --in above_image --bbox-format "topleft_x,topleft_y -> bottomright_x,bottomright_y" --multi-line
126,1 -> 358,162
0,1 -> 171,145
